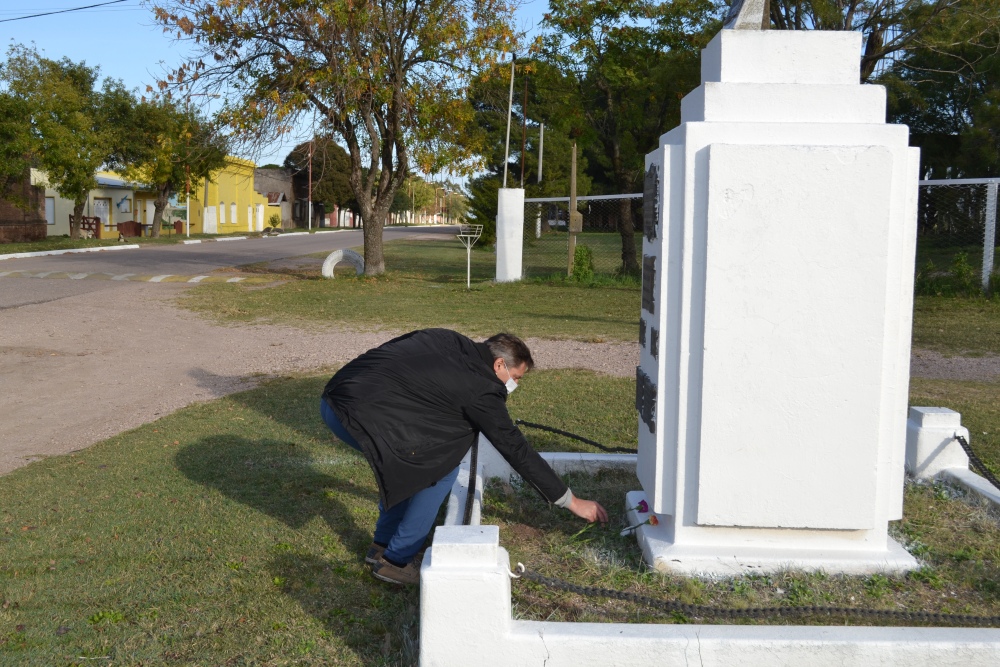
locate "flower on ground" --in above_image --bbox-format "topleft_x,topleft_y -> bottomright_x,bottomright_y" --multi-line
620,514 -> 659,536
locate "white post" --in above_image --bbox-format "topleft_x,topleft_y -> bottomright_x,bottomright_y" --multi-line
535,209 -> 541,239
503,55 -> 516,189
905,407 -> 970,480
983,182 -> 997,291
466,244 -> 472,289
185,193 -> 190,237
495,188 -> 525,282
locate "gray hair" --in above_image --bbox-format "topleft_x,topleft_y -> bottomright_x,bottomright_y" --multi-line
485,333 -> 534,370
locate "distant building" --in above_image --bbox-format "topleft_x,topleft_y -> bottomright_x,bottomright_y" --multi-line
253,167 -> 294,228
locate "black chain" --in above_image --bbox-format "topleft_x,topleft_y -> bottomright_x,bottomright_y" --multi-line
514,565 -> 1000,627
954,435 -> 1000,491
515,420 -> 637,454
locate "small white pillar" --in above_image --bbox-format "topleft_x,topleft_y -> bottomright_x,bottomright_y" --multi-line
420,526 -> 513,666
906,407 -> 970,480
496,188 -> 524,282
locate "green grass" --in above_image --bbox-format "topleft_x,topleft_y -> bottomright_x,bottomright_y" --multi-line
179,239 -> 640,342
0,369 -> 631,664
912,297 -> 1000,356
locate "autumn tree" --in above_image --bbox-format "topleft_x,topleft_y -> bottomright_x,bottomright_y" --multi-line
1,44 -> 133,238
541,0 -> 719,273
153,0 -> 517,274
111,98 -> 229,237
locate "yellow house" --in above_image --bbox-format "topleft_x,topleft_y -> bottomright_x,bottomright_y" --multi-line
185,157 -> 269,234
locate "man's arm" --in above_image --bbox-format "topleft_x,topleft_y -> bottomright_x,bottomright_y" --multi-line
465,392 -> 608,525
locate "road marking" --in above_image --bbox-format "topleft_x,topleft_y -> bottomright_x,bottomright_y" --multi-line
150,275 -> 173,283
111,273 -> 135,281
188,275 -> 209,283
68,273 -> 89,280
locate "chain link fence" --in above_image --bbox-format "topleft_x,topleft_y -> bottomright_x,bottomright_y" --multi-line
523,194 -> 643,279
917,179 -> 999,296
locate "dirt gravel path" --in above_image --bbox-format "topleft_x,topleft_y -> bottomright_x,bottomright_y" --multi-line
0,280 -> 638,476
1,278 -> 995,476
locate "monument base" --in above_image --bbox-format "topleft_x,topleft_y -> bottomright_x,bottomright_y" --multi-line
626,491 -> 918,578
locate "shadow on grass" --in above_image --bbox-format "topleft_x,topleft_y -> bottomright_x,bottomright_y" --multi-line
267,551 -> 420,663
174,434 -> 372,548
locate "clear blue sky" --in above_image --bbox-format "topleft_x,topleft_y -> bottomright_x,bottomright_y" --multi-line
3,0 -> 549,167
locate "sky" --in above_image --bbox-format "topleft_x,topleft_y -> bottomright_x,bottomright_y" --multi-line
2,0 -> 551,169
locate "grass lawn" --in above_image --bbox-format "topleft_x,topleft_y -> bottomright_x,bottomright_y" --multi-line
0,370 -> 629,664
912,296 -> 1000,356
179,239 -> 640,342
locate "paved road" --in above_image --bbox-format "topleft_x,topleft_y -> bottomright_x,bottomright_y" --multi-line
0,225 -> 458,278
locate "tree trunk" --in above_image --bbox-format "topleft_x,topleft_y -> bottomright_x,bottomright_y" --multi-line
150,185 -> 171,239
362,208 -> 385,275
617,196 -> 639,274
70,201 -> 85,239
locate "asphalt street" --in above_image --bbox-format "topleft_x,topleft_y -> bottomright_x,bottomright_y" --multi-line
0,225 -> 457,276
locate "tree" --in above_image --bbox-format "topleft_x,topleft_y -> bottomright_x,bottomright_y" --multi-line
465,58 -> 593,244
153,0 -> 517,274
111,98 -> 229,237
1,44 -> 133,238
541,0 -> 719,273
0,92 -> 34,209
283,136 -> 355,212
770,0 -> 1000,84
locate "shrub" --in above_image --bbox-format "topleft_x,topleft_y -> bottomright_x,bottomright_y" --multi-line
571,243 -> 595,283
951,252 -> 979,297
267,213 -> 282,229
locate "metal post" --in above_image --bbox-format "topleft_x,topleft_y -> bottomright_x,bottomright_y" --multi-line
503,55 -> 516,189
984,182 -> 998,291
308,139 -> 313,231
467,244 -> 472,290
537,123 -> 544,184
567,142 -> 577,276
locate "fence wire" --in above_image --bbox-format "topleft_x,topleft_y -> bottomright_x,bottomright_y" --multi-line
523,196 -> 643,279
916,181 -> 999,295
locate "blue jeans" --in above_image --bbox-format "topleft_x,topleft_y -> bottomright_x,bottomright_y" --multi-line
320,399 -> 459,565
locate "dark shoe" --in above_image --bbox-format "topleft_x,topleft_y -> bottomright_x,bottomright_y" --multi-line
365,542 -> 386,565
371,556 -> 420,586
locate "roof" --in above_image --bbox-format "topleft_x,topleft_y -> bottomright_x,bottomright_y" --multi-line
95,174 -> 136,189
266,192 -> 287,205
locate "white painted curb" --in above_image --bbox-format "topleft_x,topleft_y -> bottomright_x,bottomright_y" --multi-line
182,240 -> 202,244
0,244 -> 141,261
214,236 -> 247,242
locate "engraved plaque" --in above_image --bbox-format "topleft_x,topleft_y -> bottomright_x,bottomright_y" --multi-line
643,164 -> 659,242
641,255 -> 656,314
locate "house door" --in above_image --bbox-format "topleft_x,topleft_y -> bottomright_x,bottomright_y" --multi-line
93,198 -> 111,233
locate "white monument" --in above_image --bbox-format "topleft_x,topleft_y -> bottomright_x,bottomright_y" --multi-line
631,26 -> 921,575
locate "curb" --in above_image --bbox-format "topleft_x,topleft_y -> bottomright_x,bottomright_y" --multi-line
0,244 -> 141,262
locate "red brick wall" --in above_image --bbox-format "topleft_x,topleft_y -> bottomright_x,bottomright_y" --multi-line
0,175 -> 47,244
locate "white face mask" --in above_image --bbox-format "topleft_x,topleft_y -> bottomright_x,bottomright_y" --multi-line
501,360 -> 518,394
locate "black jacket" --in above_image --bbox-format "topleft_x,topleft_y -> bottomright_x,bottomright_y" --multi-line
322,328 -> 568,509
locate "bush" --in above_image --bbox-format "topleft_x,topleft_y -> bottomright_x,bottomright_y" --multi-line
571,243 -> 595,282
951,251 -> 979,297
267,213 -> 282,229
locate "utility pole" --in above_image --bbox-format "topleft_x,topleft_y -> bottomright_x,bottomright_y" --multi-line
567,142 -> 580,276
307,138 -> 313,230
520,72 -> 528,187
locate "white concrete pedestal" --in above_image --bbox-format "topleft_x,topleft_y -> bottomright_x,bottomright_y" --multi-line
635,29 -> 920,576
495,188 -> 524,282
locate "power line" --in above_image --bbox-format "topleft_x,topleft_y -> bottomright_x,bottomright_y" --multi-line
0,0 -> 131,23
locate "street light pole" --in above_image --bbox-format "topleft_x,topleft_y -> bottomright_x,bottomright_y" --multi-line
307,138 -> 313,231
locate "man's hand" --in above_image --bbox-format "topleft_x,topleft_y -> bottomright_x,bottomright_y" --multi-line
568,496 -> 608,526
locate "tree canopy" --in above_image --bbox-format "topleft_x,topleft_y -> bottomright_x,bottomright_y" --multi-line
153,0 -> 518,274
1,44 -> 133,237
